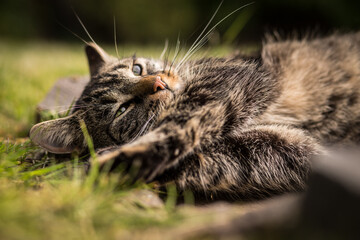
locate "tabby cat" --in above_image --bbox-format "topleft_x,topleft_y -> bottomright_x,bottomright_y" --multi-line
30,32 -> 360,200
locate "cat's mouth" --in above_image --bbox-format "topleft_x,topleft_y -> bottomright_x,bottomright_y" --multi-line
153,76 -> 169,92
147,74 -> 178,102
153,73 -> 180,93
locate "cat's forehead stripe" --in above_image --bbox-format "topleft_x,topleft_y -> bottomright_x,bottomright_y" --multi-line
110,64 -> 128,71
90,88 -> 112,98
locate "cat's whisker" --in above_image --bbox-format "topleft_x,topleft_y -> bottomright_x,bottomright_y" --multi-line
113,16 -> 120,60
177,0 -> 223,69
77,108 -> 93,118
177,37 -> 209,70
180,43 -> 207,69
168,34 -> 181,74
39,105 -> 88,112
121,47 -> 125,59
40,105 -> 71,110
44,104 -> 99,116
49,109 -> 76,115
177,32 -> 208,69
60,103 -> 92,108
163,45 -> 172,73
72,106 -> 90,110
176,2 -> 254,71
129,113 -> 156,143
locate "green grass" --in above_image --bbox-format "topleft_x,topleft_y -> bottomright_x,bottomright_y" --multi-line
0,140 -> 184,240
0,39 -> 241,239
0,39 -> 236,137
0,40 -> 86,136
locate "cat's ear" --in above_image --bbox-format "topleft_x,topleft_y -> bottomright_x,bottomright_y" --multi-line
85,43 -> 110,77
30,116 -> 85,154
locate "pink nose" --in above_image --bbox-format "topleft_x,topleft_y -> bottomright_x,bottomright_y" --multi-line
153,76 -> 166,92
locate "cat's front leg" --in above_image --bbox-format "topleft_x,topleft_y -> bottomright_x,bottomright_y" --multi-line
95,99 -> 229,180
96,122 -> 199,181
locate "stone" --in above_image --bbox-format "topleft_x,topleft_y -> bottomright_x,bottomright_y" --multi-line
123,189 -> 164,209
185,150 -> 360,239
294,150 -> 360,239
36,76 -> 89,122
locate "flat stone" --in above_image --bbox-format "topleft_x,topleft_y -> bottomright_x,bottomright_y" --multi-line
183,150 -> 360,239
36,76 -> 89,122
294,150 -> 360,239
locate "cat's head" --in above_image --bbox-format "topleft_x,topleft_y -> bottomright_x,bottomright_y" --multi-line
30,43 -> 182,154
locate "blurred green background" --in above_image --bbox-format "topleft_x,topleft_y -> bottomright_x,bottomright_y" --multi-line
1,0 -> 360,137
1,0 -> 360,44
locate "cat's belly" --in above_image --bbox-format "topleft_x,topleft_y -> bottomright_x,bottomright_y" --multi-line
256,87 -> 360,145
257,32 -> 360,144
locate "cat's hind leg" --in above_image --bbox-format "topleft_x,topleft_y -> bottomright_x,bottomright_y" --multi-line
166,125 -> 324,199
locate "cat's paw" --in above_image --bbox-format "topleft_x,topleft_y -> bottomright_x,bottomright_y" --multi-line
94,148 -> 123,171
96,146 -> 122,158
93,144 -> 162,182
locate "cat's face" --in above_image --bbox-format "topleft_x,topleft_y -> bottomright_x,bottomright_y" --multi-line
30,43 -> 181,153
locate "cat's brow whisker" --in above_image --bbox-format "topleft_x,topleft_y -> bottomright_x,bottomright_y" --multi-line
56,20 -> 89,45
72,7 -> 98,45
113,16 -> 120,60
160,39 -> 169,60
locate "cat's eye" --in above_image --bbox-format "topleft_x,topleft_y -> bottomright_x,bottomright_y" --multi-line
115,101 -> 132,118
116,106 -> 127,117
132,64 -> 142,76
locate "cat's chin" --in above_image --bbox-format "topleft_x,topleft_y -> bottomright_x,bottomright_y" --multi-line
149,89 -> 173,102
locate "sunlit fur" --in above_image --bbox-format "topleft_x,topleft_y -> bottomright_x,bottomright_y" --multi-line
31,32 -> 360,200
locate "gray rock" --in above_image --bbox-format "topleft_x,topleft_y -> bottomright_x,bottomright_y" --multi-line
187,151 -> 360,239
36,76 -> 89,122
295,150 -> 360,240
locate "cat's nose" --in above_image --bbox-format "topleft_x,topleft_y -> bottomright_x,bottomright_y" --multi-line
153,76 -> 167,92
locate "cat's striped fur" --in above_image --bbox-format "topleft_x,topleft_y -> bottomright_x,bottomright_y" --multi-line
31,32 -> 360,200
